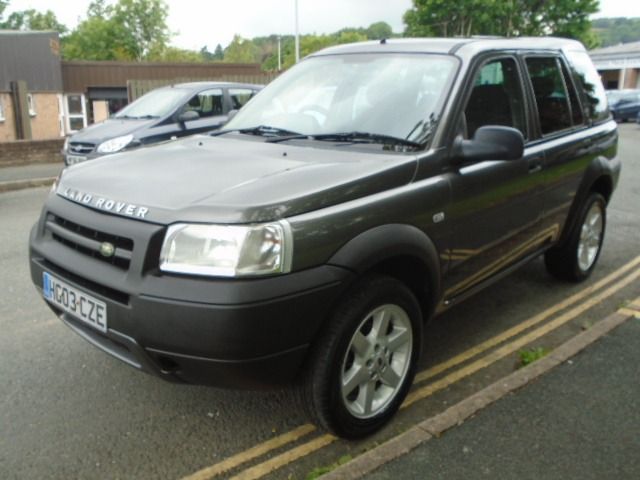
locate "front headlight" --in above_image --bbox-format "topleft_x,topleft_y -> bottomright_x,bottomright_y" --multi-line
159,221 -> 293,277
97,134 -> 134,153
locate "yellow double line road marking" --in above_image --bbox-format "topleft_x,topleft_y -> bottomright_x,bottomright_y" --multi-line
182,256 -> 640,480
619,296 -> 640,318
404,264 -> 640,407
182,425 -> 316,480
413,254 -> 640,386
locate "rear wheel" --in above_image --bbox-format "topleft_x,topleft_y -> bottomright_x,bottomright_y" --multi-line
301,275 -> 422,438
545,192 -> 606,282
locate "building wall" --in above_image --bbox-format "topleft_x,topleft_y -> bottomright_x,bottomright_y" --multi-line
0,93 -> 62,141
30,93 -> 63,140
622,68 -> 639,89
0,93 -> 17,142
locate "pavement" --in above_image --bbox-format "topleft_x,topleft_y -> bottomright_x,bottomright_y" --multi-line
327,309 -> 640,480
0,162 -> 63,192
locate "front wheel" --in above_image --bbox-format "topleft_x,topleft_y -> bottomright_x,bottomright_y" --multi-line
545,192 -> 606,282
301,275 -> 423,439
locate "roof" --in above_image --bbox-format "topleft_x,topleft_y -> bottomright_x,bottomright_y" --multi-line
590,41 -> 640,57
312,37 -> 585,57
158,81 -> 263,90
589,41 -> 640,70
0,30 -> 62,92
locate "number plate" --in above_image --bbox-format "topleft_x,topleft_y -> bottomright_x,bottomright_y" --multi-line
43,272 -> 107,333
66,155 -> 87,165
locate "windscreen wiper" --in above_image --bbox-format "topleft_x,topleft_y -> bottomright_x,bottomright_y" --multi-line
211,125 -> 303,137
312,131 -> 423,149
267,131 -> 424,148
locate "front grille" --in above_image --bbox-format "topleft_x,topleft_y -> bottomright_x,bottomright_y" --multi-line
68,142 -> 95,154
46,214 -> 134,270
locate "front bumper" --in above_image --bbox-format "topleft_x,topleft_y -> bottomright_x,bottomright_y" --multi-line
29,194 -> 353,389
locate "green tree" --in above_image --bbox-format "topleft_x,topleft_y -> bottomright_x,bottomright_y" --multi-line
62,0 -> 171,61
1,9 -> 67,33
223,35 -> 259,63
213,44 -> 224,60
404,0 -> 599,46
0,0 -> 9,21
366,21 -> 393,40
592,17 -> 640,47
147,46 -> 202,62
63,16 -> 128,60
112,0 -> 170,60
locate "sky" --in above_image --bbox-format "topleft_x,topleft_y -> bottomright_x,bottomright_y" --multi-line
4,0 -> 640,51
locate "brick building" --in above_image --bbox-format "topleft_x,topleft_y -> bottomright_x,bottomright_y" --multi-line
0,31 -> 65,142
0,31 -> 263,142
590,41 -> 640,90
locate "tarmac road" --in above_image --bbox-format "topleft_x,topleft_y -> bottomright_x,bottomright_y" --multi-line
0,124 -> 639,479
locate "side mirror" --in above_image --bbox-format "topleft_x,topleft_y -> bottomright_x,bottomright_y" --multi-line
454,126 -> 524,164
178,110 -> 200,124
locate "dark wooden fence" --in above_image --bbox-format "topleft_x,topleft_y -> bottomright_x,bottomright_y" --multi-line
127,73 -> 280,101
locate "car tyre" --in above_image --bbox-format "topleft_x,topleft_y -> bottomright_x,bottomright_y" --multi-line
544,192 -> 606,282
300,274 -> 423,439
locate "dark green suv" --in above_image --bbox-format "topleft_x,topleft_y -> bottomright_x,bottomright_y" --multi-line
29,37 -> 619,438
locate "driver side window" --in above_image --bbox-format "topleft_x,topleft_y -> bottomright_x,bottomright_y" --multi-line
464,58 -> 527,139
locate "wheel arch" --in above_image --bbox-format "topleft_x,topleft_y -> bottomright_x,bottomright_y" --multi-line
556,155 -> 618,248
327,224 -> 442,321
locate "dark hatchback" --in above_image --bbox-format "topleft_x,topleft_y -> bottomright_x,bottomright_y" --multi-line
63,82 -> 261,165
31,37 -> 619,438
606,89 -> 640,122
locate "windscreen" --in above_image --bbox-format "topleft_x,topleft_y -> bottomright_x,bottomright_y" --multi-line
115,88 -> 189,119
225,53 -> 457,145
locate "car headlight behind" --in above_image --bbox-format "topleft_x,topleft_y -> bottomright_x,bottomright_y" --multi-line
96,134 -> 134,153
160,222 -> 293,277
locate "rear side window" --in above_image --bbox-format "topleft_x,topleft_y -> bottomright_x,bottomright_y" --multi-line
229,88 -> 257,110
464,58 -> 527,139
564,50 -> 609,123
560,61 -> 585,126
526,57 -> 572,135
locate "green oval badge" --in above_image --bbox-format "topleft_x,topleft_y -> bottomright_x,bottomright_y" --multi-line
99,242 -> 115,258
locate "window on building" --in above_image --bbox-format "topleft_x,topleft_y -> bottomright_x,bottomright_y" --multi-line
27,93 -> 36,116
0,97 -> 5,122
65,94 -> 87,133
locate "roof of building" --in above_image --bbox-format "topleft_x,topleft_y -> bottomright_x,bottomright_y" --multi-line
589,41 -> 640,70
590,41 -> 640,57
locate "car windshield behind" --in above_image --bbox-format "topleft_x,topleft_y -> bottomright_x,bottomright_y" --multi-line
225,53 -> 457,146
115,88 -> 189,119
606,90 -> 639,106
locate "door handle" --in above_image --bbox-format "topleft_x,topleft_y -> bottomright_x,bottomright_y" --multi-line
528,162 -> 542,174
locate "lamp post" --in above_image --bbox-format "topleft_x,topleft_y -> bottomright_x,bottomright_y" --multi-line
278,36 -> 282,71
294,0 -> 300,63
